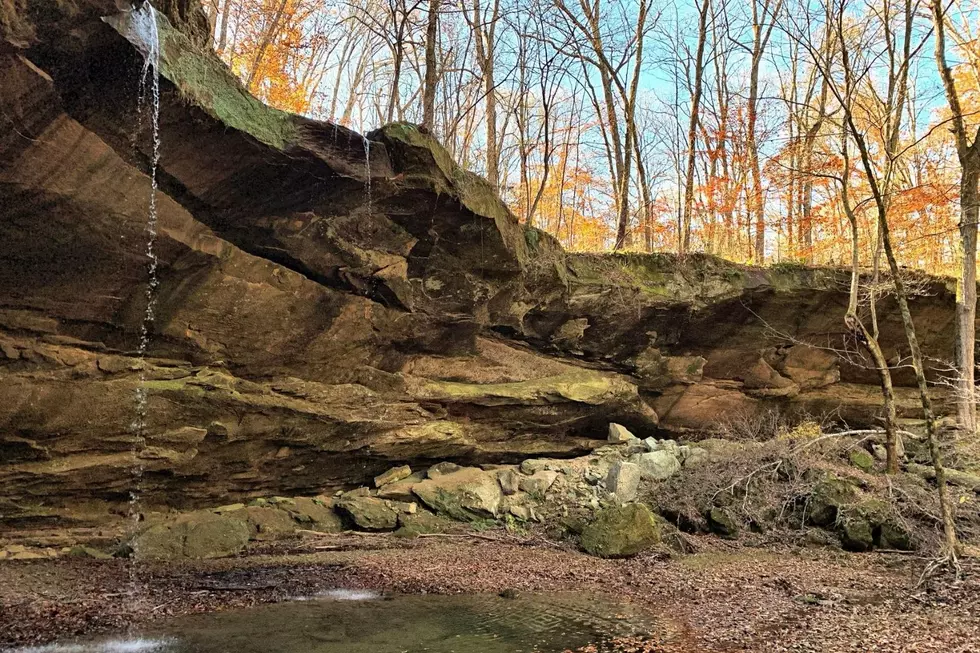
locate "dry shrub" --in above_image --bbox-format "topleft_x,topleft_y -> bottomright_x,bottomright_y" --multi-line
715,408 -> 829,442
648,422 -> 969,552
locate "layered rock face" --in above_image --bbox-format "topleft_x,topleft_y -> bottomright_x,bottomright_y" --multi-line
0,1 -> 965,529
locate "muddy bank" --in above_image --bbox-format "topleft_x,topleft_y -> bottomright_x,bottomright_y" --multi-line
2,534 -> 978,652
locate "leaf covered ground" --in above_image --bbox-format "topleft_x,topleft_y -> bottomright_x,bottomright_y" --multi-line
1,532 -> 978,651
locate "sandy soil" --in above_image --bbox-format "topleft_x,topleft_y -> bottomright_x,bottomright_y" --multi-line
1,532 -> 978,652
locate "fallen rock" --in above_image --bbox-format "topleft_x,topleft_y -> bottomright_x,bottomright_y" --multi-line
413,466 -> 503,520
605,462 -> 641,502
509,504 -> 533,521
840,518 -> 874,552
497,469 -> 520,495
632,450 -> 681,481
284,497 -> 344,533
134,511 -> 251,560
342,487 -> 375,498
377,471 -> 427,502
336,497 -> 401,531
520,459 -> 559,475
608,423 -> 635,443
848,449 -> 875,472
235,506 -> 297,540
395,510 -> 451,537
707,507 -> 739,539
807,476 -> 859,527
681,446 -> 709,467
375,465 -> 413,488
907,463 -> 980,492
519,470 -> 559,495
878,521 -> 914,551
580,503 -> 662,558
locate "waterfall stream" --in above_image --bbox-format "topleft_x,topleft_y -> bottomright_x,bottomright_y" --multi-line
363,137 -> 372,215
121,0 -> 162,608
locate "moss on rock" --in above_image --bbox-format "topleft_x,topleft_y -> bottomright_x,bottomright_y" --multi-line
580,503 -> 661,558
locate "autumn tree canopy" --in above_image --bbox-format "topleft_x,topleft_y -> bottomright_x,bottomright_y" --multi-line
203,0 -> 980,273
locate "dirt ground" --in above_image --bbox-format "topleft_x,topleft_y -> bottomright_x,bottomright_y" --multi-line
1,531 -> 979,652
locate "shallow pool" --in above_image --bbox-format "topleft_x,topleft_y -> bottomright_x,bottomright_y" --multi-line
11,591 -> 656,653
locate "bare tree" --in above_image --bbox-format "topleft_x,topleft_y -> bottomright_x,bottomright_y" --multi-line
930,0 -> 980,437
680,0 -> 711,254
422,0 -> 442,130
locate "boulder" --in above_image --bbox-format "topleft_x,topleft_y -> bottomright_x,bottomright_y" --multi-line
336,497 -> 400,531
519,470 -> 559,495
840,518 -> 874,552
412,466 -> 503,520
878,522 -> 914,551
580,503 -> 662,558
235,505 -> 297,540
134,511 -> 250,560
377,471 -> 427,502
520,458 -> 562,474
283,497 -> 343,533
497,469 -> 521,495
631,451 -> 681,481
509,504 -> 533,521
807,476 -> 859,527
605,462 -> 641,502
395,510 -> 451,537
375,465 -> 413,488
682,446 -> 709,467
608,423 -> 636,443
706,507 -> 739,539
848,449 -> 875,472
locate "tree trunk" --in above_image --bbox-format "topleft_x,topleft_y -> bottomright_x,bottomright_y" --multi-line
422,0 -> 441,130
956,167 -> 978,434
681,0 -> 711,254
748,59 -> 764,262
244,0 -> 289,92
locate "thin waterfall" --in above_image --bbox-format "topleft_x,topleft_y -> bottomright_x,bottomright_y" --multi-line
124,0 -> 161,608
364,138 -> 371,215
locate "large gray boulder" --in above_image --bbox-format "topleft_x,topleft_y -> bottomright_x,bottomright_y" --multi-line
336,497 -> 405,531
605,461 -> 641,502
412,467 -> 503,520
631,450 -> 681,481
134,511 -> 250,560
580,503 -> 661,558
519,470 -> 559,495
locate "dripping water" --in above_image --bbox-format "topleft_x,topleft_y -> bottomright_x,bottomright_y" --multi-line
363,138 -> 371,216
124,0 -> 161,616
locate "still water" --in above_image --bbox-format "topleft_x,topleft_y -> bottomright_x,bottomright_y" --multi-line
12,591 -> 656,653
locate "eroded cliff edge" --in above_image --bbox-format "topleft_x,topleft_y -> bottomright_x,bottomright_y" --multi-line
0,0 -> 966,529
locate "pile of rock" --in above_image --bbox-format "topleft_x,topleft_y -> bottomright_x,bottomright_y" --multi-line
600,423 -> 708,501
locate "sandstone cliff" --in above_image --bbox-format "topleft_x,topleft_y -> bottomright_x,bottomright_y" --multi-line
0,0 -> 965,529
